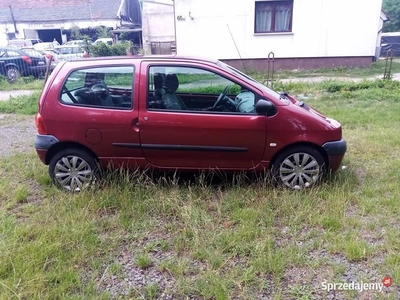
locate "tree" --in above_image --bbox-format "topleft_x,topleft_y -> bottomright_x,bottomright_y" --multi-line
382,0 -> 400,32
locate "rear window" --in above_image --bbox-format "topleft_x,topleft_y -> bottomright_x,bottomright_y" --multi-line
60,66 -> 134,110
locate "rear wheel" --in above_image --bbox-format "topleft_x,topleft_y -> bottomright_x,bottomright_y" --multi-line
272,146 -> 326,189
49,148 -> 99,192
6,67 -> 21,83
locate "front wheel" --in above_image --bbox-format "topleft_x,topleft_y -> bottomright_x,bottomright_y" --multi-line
272,146 -> 326,189
49,148 -> 99,192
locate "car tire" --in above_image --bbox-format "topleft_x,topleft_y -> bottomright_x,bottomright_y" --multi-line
6,67 -> 20,84
49,148 -> 99,192
272,146 -> 326,189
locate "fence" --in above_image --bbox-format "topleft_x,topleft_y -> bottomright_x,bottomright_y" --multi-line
150,41 -> 176,55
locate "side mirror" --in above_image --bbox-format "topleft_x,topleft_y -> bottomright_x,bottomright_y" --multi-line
255,99 -> 277,116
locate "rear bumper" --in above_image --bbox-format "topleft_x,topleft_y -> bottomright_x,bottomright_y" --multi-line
35,134 -> 59,164
322,139 -> 347,171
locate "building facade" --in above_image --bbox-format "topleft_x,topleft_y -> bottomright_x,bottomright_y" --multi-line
174,0 -> 384,70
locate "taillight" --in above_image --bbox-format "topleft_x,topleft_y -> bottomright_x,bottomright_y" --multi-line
35,113 -> 47,134
45,54 -> 54,61
21,55 -> 32,65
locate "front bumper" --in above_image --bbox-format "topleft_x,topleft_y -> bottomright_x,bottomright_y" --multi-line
322,139 -> 347,171
322,139 -> 347,155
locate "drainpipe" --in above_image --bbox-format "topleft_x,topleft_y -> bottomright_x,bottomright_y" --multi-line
9,6 -> 18,34
172,0 -> 177,54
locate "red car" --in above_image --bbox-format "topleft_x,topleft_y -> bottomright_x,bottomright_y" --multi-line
34,56 -> 346,191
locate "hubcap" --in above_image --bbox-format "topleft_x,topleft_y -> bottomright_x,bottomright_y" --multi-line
279,152 -> 320,189
7,69 -> 18,83
54,155 -> 93,192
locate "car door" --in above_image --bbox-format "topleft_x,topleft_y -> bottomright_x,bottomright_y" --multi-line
138,62 -> 267,170
55,64 -> 144,168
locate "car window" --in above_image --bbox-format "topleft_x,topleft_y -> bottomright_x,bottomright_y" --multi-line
60,66 -> 134,109
7,50 -> 21,57
147,66 -> 256,114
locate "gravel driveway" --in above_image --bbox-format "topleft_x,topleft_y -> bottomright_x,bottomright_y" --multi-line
0,114 -> 36,158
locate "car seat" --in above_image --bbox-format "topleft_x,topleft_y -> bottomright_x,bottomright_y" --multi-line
162,74 -> 186,110
153,73 -> 165,100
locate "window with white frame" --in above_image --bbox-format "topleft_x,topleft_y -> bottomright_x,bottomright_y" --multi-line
255,1 -> 293,33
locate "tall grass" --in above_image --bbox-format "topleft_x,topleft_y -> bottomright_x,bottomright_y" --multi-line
0,91 -> 40,114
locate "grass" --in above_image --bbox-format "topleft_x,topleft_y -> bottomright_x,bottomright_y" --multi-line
0,76 -> 44,91
1,66 -> 400,299
0,91 -> 40,114
262,58 -> 400,79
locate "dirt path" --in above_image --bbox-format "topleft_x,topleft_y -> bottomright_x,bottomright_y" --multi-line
0,114 -> 36,158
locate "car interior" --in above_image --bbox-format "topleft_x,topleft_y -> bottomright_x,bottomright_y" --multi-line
147,71 -> 255,113
60,70 -> 133,109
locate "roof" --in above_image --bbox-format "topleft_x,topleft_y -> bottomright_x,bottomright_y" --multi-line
0,0 -> 121,23
77,55 -> 219,64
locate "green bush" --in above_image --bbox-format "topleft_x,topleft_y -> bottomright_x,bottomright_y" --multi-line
89,43 -> 130,57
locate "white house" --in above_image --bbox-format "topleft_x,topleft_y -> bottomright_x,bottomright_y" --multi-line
173,0 -> 384,70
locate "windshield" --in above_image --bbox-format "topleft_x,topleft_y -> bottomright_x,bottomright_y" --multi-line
217,60 -> 285,100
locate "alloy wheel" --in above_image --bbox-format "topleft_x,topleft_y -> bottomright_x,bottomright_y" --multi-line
278,152 -> 321,189
53,155 -> 94,192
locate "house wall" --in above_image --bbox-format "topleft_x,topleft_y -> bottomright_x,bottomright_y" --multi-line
142,0 -> 175,54
174,0 -> 383,69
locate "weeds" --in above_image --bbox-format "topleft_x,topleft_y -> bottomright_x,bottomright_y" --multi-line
0,91 -> 40,114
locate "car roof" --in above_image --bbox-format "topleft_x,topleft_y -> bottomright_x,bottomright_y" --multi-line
68,55 -> 219,64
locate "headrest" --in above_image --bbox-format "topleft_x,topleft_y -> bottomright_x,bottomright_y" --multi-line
164,74 -> 179,93
154,73 -> 165,89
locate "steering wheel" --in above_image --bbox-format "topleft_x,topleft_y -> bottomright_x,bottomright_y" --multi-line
91,83 -> 109,94
213,85 -> 231,108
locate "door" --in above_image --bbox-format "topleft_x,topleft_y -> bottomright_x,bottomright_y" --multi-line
56,64 -> 143,168
138,63 -> 266,170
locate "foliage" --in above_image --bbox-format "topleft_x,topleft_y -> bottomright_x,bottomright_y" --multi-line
89,42 -> 130,57
382,0 -> 400,32
0,77 -> 43,91
0,91 -> 40,114
95,26 -> 110,39
70,25 -> 91,42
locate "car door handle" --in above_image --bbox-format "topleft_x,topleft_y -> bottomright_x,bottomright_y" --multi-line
132,118 -> 140,132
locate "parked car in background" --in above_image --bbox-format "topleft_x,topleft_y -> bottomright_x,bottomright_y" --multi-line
55,45 -> 86,62
34,56 -> 346,192
0,46 -> 46,83
41,49 -> 60,65
380,32 -> 400,57
8,38 -> 43,48
21,47 -> 58,68
33,42 -> 56,51
63,40 -> 92,47
93,38 -> 113,45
